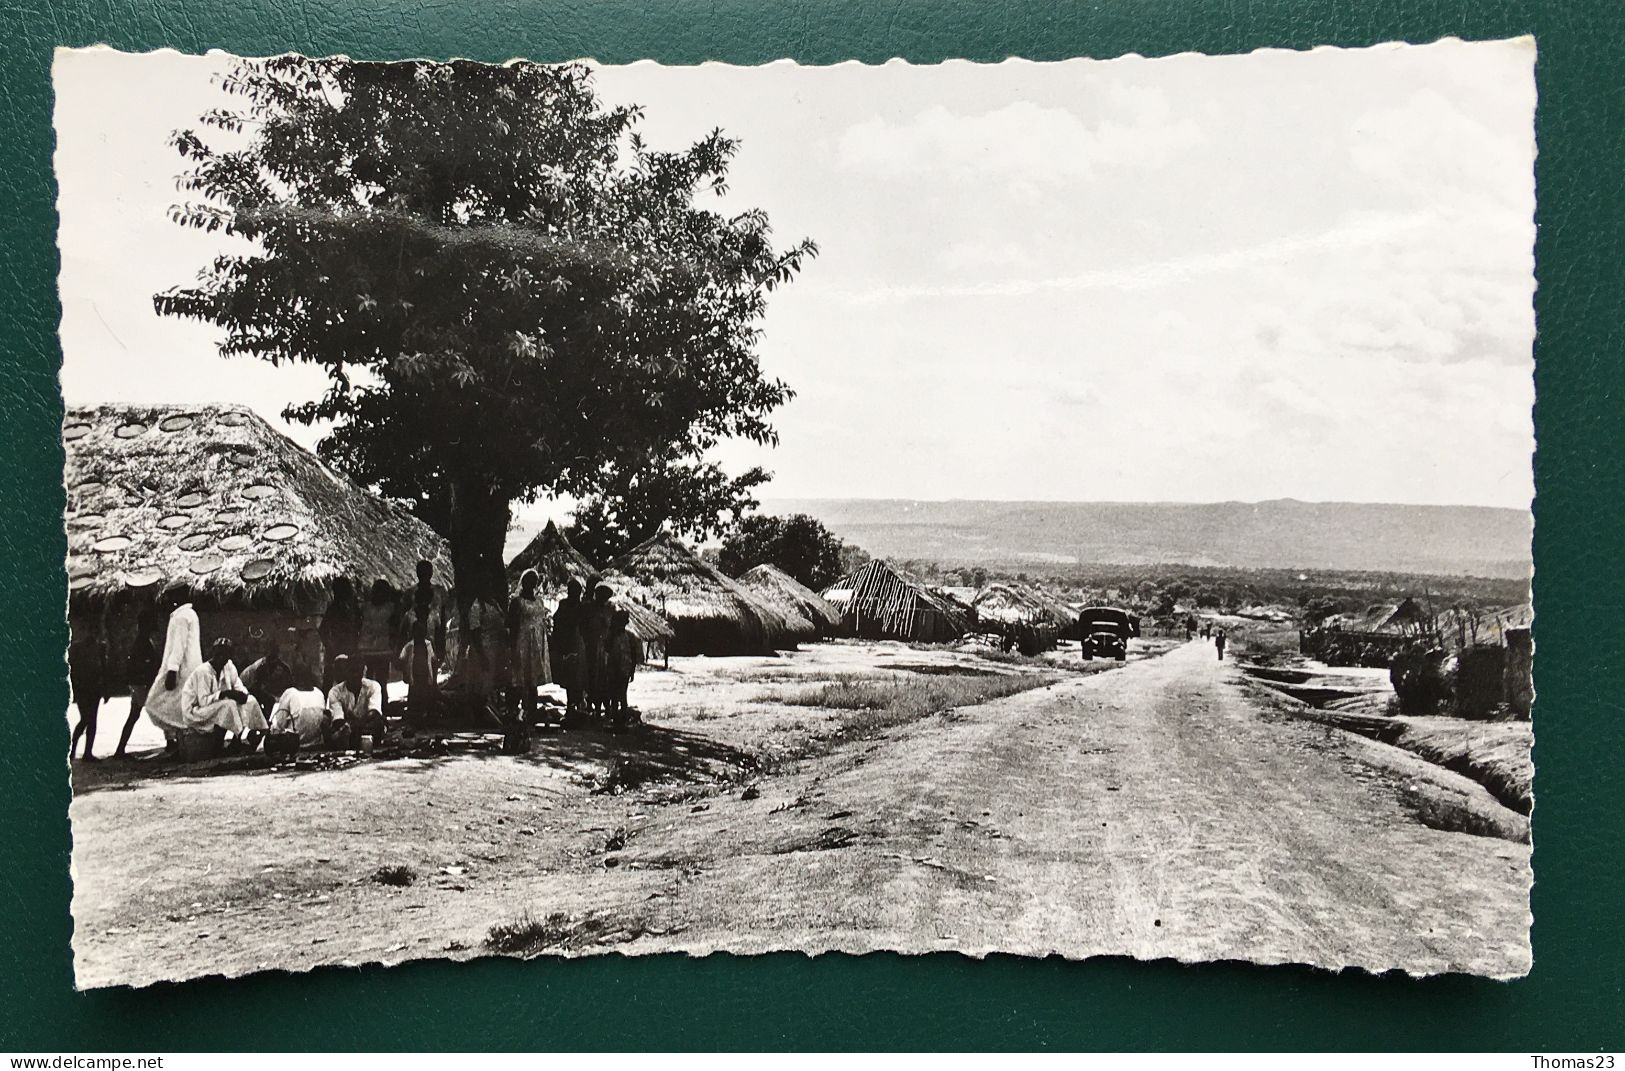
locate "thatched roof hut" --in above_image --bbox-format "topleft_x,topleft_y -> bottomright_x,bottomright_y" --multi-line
602,533 -> 816,655
63,403 -> 454,680
505,520 -> 596,593
740,564 -> 842,636
972,582 -> 1074,632
821,559 -> 968,643
64,403 -> 452,609
503,520 -> 674,655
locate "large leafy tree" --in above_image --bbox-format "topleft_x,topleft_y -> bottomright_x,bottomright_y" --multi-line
565,450 -> 769,565
716,513 -> 864,591
157,56 -> 814,612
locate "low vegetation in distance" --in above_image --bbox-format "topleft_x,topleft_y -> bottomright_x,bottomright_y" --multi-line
889,559 -> 1528,621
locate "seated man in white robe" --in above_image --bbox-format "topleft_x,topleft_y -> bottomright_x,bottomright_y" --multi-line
180,638 -> 268,748
325,654 -> 387,751
269,671 -> 332,750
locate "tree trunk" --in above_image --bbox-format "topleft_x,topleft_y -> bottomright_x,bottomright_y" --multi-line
446,475 -> 512,707
448,475 -> 511,614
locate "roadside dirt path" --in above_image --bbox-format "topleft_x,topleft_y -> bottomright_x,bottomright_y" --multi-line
71,639 -> 1531,986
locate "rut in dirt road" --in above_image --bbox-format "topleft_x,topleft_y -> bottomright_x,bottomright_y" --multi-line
649,640 -> 1531,977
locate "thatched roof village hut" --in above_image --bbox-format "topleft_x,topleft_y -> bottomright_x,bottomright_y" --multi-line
64,403 -> 453,677
821,559 -> 968,643
601,533 -> 816,656
505,520 -> 596,594
971,582 -> 1074,632
503,520 -> 675,658
739,564 -> 843,637
971,582 -> 1074,649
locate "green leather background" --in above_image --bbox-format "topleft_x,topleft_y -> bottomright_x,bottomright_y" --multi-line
3,0 -> 1620,1051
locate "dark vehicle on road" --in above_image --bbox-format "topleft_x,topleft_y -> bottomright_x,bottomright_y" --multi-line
1079,606 -> 1133,661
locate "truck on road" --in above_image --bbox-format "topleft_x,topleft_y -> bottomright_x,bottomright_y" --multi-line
1078,606 -> 1134,661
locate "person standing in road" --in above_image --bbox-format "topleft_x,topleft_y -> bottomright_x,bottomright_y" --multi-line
1215,628 -> 1228,661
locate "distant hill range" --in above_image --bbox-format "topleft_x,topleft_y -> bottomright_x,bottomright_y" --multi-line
761,498 -> 1533,579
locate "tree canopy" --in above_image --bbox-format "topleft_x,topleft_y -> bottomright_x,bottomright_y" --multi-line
157,56 -> 815,606
716,513 -> 866,591
565,451 -> 769,565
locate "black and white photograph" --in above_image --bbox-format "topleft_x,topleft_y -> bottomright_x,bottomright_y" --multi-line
54,38 -> 1535,989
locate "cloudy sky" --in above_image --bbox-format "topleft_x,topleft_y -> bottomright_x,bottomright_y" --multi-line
55,39 -> 1536,536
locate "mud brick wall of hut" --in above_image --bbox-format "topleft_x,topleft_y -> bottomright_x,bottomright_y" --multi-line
72,593 -> 334,689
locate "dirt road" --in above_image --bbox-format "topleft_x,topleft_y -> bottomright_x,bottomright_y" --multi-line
594,639 -> 1531,976
71,639 -> 1531,986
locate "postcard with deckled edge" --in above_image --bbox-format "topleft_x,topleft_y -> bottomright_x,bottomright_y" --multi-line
55,38 -> 1534,988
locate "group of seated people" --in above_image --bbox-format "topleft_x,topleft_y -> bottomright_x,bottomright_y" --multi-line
72,560 -> 654,763
175,637 -> 389,757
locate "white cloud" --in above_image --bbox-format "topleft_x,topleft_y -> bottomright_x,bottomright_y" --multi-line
835,95 -> 1203,186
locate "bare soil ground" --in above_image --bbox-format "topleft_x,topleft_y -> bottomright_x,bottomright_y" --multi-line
68,636 -> 1529,988
1235,652 -> 1535,815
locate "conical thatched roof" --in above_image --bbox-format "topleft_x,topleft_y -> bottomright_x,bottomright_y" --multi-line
506,520 -> 596,592
64,404 -> 452,607
603,533 -> 815,655
503,521 -> 673,649
740,563 -> 842,634
822,559 -> 968,643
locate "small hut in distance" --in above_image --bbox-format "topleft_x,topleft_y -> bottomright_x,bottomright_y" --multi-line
505,519 -> 596,595
740,563 -> 843,638
602,533 -> 816,656
972,582 -> 1072,649
821,559 -> 968,643
503,520 -> 674,660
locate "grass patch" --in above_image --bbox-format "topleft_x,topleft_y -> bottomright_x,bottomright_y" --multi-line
486,910 -> 581,954
971,649 -> 1067,669
370,865 -> 417,887
486,909 -> 667,955
780,672 -> 1056,734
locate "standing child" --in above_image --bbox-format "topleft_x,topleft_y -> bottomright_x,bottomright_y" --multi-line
603,609 -> 643,733
507,569 -> 552,725
551,579 -> 587,727
397,618 -> 441,723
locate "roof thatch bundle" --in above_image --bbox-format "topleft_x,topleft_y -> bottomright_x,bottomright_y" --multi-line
972,582 -> 1073,631
739,564 -> 842,636
821,559 -> 968,643
63,404 -> 452,609
602,533 -> 816,655
503,521 -> 674,651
